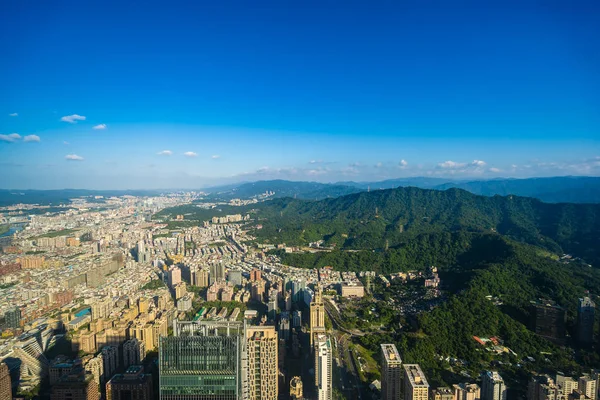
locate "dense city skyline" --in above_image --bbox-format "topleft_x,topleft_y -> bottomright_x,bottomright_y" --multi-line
1,2 -> 600,189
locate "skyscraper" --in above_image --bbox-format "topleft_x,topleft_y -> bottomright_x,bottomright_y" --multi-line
381,344 -> 402,400
577,297 -> 595,345
245,326 -> 278,400
250,268 -> 261,282
314,334 -> 332,400
160,320 -> 243,399
210,263 -> 226,284
481,371 -> 507,400
403,364 -> 429,400
106,365 -> 153,400
0,362 -> 11,400
310,285 -> 326,346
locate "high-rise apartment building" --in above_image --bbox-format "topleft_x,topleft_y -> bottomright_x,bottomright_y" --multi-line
431,387 -> 454,400
529,300 -> 567,341
556,373 -> 579,400
453,383 -> 481,400
403,364 -> 429,400
192,268 -> 210,287
481,371 -> 507,400
228,270 -> 243,286
528,375 -> 557,400
578,375 -> 597,400
5,307 -> 21,329
381,344 -> 402,400
310,285 -> 326,346
0,362 -> 11,400
577,297 -> 595,345
102,345 -> 119,382
50,369 -> 99,400
209,263 -> 225,284
160,320 -> 243,399
250,268 -> 262,282
290,376 -> 303,400
314,334 -> 332,400
106,365 -> 153,400
123,338 -> 146,368
245,326 -> 278,400
167,266 -> 181,287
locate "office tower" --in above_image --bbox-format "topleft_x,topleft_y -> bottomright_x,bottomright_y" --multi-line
14,332 -> 49,382
123,338 -> 146,368
160,320 -> 243,399
167,266 -> 181,287
0,363 -> 11,400
314,334 -> 332,400
310,285 -> 326,346
5,307 -> 21,329
381,344 -> 402,400
577,297 -> 595,345
50,368 -> 99,400
431,387 -> 454,400
403,364 -> 429,400
245,326 -> 278,400
453,383 -> 481,400
210,263 -> 225,284
578,375 -> 597,400
529,300 -> 567,341
102,346 -> 119,381
290,376 -> 303,400
481,371 -> 507,400
228,270 -> 243,286
250,268 -> 261,282
106,365 -> 153,400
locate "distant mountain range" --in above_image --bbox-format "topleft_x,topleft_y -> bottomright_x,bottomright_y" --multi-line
205,176 -> 600,203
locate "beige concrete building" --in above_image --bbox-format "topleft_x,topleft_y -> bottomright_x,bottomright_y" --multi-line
340,281 -> 365,298
381,344 -> 402,400
453,383 -> 481,400
314,334 -> 332,400
246,326 -> 278,400
0,362 -> 12,400
310,285 -> 326,346
403,364 -> 429,400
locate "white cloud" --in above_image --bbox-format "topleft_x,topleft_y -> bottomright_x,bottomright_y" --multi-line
184,151 -> 198,157
157,150 -> 173,156
63,141 -> 70,145
9,113 -> 17,117
438,160 -> 466,169
65,154 -> 84,161
399,159 -> 408,168
0,133 -> 21,142
211,155 -> 221,159
92,124 -> 107,130
60,114 -> 86,123
471,160 -> 486,166
489,167 -> 501,173
24,135 -> 41,142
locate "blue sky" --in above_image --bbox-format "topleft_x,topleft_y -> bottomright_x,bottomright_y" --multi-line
1,1 -> 599,189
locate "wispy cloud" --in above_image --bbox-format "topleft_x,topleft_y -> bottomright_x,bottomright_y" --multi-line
92,124 -> 107,130
65,154 -> 84,161
8,113 -> 18,117
398,159 -> 408,169
438,160 -> 466,169
489,167 -> 501,173
60,114 -> 86,123
0,133 -> 21,142
23,135 -> 41,142
157,150 -> 173,156
63,141 -> 70,145
184,151 -> 198,157
211,155 -> 221,159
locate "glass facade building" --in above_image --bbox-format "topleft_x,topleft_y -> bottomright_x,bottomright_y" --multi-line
159,320 -> 243,400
